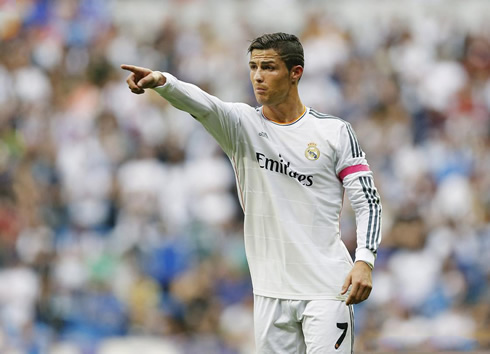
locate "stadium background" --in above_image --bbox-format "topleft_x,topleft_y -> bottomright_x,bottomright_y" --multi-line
0,0 -> 489,352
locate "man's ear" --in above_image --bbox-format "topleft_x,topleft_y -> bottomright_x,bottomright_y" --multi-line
290,65 -> 304,84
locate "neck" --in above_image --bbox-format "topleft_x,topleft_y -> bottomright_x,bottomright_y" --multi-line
262,95 -> 305,124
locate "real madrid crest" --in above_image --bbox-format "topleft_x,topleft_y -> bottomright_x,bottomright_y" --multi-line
305,142 -> 320,161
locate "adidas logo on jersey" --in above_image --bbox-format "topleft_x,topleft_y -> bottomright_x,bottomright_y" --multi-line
258,131 -> 269,138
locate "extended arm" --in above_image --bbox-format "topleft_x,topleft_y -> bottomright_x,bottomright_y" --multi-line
121,64 -> 239,156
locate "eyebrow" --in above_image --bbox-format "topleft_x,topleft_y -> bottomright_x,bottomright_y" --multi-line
249,60 -> 276,65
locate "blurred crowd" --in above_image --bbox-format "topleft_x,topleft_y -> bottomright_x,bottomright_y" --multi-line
0,0 -> 489,353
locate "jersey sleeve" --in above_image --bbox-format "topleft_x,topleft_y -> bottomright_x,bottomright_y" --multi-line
152,72 -> 240,156
335,122 -> 382,268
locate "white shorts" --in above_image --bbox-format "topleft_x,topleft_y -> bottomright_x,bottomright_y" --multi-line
254,295 -> 354,354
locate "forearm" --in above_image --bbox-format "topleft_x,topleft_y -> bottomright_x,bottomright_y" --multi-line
152,72 -> 231,120
343,173 -> 382,268
152,72 -> 240,156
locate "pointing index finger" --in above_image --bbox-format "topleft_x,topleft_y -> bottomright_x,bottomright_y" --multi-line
120,64 -> 136,72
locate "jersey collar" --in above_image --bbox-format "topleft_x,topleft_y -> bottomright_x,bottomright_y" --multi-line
261,106 -> 308,126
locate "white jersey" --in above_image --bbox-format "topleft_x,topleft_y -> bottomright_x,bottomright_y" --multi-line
154,73 -> 382,300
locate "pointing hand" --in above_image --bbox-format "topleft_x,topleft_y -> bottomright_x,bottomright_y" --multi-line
121,64 -> 166,94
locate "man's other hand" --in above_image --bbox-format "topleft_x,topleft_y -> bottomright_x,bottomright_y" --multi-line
341,261 -> 373,305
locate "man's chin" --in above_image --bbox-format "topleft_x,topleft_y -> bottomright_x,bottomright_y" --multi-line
255,96 -> 267,105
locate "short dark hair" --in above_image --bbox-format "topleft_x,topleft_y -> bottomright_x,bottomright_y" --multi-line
248,32 -> 304,71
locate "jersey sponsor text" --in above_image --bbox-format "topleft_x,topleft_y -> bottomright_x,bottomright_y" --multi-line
256,152 -> 314,186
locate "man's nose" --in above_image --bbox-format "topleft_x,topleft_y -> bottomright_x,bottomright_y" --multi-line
254,69 -> 263,82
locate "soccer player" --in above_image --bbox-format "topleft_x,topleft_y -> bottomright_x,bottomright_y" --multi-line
122,32 -> 381,354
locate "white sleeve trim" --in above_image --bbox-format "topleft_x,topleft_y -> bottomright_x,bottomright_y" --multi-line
355,248 -> 376,269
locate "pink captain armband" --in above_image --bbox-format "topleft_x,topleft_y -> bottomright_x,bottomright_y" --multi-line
338,164 -> 370,182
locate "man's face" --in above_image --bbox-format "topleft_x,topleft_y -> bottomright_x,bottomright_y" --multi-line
249,49 -> 292,106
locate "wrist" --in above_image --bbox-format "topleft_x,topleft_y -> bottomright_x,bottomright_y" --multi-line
355,248 -> 376,269
355,260 -> 374,270
155,72 -> 167,87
